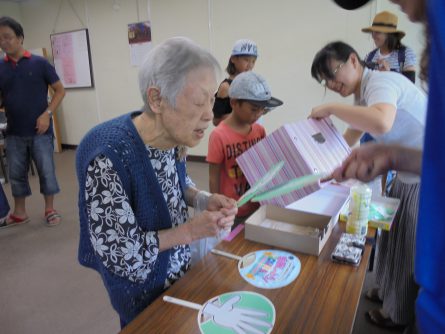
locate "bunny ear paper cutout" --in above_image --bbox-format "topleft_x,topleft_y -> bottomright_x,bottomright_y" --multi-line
237,161 -> 285,207
251,173 -> 326,202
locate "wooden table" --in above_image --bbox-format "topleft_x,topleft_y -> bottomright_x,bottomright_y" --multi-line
121,223 -> 371,334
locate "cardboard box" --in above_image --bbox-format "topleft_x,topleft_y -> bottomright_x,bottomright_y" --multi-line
237,118 -> 351,207
245,205 -> 337,256
339,195 -> 400,231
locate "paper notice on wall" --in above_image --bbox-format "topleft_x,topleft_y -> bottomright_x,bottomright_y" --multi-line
128,21 -> 152,67
51,29 -> 93,88
129,42 -> 152,67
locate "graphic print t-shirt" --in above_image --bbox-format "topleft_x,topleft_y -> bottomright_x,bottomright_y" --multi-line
207,122 -> 266,217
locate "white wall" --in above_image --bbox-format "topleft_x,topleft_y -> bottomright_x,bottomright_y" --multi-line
1,0 -> 424,155
0,2 -> 22,21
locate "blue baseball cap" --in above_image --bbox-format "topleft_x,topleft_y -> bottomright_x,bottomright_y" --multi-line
229,71 -> 283,108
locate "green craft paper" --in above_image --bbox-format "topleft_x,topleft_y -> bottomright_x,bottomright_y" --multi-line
251,173 -> 325,202
237,161 -> 285,207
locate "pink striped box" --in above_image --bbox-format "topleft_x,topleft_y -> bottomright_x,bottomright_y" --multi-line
236,118 -> 351,207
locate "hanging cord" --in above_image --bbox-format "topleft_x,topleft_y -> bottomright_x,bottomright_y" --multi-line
67,0 -> 86,27
52,0 -> 63,33
52,0 -> 86,33
207,0 -> 213,53
136,0 -> 141,22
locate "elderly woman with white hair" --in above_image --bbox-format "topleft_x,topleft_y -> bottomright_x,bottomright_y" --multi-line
76,37 -> 237,328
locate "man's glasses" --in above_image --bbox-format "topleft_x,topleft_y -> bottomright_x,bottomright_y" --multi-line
320,62 -> 345,87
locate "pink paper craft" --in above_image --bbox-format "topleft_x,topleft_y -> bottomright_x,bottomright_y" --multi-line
224,224 -> 245,242
236,118 -> 351,207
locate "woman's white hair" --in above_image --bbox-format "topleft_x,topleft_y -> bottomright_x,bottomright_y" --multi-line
138,37 -> 221,112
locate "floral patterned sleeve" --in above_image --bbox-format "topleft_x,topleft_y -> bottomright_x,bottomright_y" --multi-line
85,155 -> 159,283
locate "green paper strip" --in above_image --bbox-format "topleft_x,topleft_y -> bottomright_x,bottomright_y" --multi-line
251,173 -> 326,202
237,161 -> 285,207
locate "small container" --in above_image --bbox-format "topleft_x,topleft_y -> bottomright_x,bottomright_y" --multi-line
346,183 -> 372,237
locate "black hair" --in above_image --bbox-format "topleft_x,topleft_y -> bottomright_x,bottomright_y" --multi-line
225,55 -> 257,75
0,16 -> 24,39
311,41 -> 363,83
385,32 -> 403,52
226,58 -> 237,75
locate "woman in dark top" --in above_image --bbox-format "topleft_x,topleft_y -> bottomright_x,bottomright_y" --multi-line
212,39 -> 257,126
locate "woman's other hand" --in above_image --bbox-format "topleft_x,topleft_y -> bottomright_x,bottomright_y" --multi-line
207,194 -> 237,231
377,59 -> 390,71
331,143 -> 394,182
188,210 -> 225,240
310,104 -> 332,119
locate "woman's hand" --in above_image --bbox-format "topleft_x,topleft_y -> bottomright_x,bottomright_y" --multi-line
207,194 -> 237,231
331,143 -> 395,182
310,104 -> 333,119
207,193 -> 236,212
187,210 -> 225,241
377,59 -> 390,71
331,143 -> 422,183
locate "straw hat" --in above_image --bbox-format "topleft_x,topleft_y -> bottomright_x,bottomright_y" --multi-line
362,11 -> 405,37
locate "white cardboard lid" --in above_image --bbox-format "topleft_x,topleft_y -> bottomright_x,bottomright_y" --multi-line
286,182 -> 349,217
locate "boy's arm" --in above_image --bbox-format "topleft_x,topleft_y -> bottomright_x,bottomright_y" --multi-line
209,163 -> 221,194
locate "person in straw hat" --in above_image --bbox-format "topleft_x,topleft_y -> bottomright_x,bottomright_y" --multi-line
362,11 -> 416,83
360,11 -> 417,191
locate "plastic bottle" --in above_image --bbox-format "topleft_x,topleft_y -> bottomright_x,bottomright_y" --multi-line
346,183 -> 372,237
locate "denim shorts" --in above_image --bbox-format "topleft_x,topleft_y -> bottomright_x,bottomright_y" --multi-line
6,134 -> 60,197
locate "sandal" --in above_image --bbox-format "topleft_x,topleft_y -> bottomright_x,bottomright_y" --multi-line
44,209 -> 62,227
366,309 -> 405,329
365,288 -> 383,303
0,214 -> 30,229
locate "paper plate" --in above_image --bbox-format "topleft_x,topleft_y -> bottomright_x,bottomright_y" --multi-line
237,250 -> 301,289
198,291 -> 275,334
237,161 -> 285,207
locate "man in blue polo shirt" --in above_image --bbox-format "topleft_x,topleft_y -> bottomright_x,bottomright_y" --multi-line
0,16 -> 65,228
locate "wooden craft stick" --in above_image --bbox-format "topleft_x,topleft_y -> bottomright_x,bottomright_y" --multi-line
163,296 -> 202,311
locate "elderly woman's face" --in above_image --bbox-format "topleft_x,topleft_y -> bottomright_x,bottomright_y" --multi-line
160,66 -> 217,148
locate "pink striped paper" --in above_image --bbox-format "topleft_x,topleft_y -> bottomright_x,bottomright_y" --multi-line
236,118 -> 351,207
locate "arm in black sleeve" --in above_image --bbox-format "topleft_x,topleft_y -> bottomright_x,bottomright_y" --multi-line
402,70 -> 416,83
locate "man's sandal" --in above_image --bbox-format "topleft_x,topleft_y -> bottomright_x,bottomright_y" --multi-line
0,214 -> 30,230
44,210 -> 62,227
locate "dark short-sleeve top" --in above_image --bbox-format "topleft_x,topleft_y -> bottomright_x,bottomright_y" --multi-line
0,51 -> 60,136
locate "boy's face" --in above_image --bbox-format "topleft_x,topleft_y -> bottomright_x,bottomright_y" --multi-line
231,100 -> 266,124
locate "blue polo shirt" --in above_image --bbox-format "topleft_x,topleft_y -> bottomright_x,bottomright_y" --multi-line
0,51 -> 60,136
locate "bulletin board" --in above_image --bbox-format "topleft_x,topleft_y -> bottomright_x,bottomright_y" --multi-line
50,29 -> 94,88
